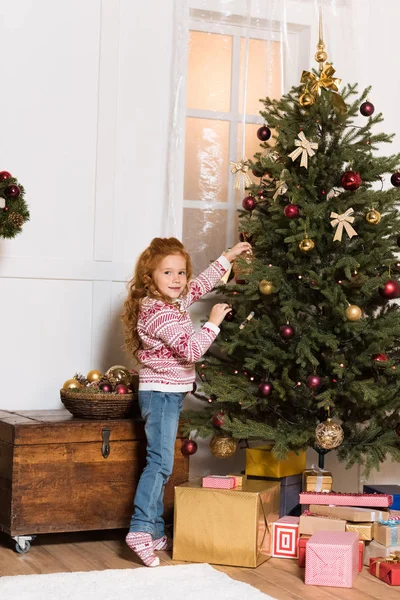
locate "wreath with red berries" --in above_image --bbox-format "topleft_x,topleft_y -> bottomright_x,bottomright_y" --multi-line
0,170 -> 29,239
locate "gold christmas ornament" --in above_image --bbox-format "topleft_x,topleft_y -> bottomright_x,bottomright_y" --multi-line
315,418 -> 344,450
314,49 -> 328,63
210,436 -> 237,459
366,209 -> 381,225
299,237 -> 315,253
62,378 -> 82,390
259,279 -> 275,295
105,365 -> 131,386
345,304 -> 362,321
87,369 -> 102,383
299,92 -> 315,107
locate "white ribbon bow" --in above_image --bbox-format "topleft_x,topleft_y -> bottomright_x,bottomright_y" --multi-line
273,172 -> 288,201
330,207 -> 358,242
309,464 -> 330,493
230,157 -> 253,189
288,131 -> 318,169
0,197 -> 5,209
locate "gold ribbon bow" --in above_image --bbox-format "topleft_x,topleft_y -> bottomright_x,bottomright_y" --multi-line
330,208 -> 358,242
300,64 -> 346,114
375,551 -> 400,578
288,132 -> 318,169
230,157 -> 253,189
273,171 -> 288,201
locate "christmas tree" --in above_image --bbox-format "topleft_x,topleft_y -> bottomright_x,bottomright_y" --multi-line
182,24 -> 400,475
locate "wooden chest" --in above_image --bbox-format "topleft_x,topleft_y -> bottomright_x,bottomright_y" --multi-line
0,409 -> 189,538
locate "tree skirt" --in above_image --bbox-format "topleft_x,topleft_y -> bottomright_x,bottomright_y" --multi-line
0,563 -> 276,600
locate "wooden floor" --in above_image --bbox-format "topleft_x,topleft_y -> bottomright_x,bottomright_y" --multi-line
0,529 -> 399,599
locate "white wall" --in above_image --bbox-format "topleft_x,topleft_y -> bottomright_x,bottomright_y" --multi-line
0,0 -> 175,409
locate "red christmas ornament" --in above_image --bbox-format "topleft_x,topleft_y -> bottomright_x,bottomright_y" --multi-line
242,196 -> 257,211
99,382 -> 112,393
224,307 -> 236,322
257,125 -> 271,141
284,204 -> 300,219
372,353 -> 389,362
258,381 -> 272,396
212,412 -> 225,428
341,171 -> 362,191
306,375 -> 321,389
390,172 -> 400,187
380,279 -> 400,299
279,325 -> 295,339
181,439 -> 198,456
115,383 -> 129,394
360,101 -> 375,117
0,171 -> 12,181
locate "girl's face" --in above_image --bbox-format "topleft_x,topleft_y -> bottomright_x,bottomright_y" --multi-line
152,254 -> 188,300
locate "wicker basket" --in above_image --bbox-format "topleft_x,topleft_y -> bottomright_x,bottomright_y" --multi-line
60,389 -> 135,419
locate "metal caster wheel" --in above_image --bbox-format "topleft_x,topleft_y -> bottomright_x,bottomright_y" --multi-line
12,535 -> 35,553
15,541 -> 31,554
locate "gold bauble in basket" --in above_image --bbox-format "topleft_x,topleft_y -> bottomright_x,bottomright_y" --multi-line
105,365 -> 131,386
87,369 -> 102,383
210,435 -> 237,459
315,418 -> 344,450
62,379 -> 82,390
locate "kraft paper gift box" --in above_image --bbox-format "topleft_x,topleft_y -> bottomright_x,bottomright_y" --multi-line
299,512 -> 346,535
370,554 -> 400,585
345,522 -> 373,541
272,516 -> 299,558
173,478 -> 280,568
245,445 -> 306,478
364,540 -> 400,566
309,504 -> 389,522
300,535 -> 364,572
364,485 -> 400,510
305,531 -> 359,588
302,468 -> 332,492
373,520 -> 400,546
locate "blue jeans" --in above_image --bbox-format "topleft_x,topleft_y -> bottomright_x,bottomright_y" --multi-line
129,390 -> 185,538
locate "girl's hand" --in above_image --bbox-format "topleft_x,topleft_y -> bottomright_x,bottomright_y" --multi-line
223,242 -> 252,263
209,303 -> 232,327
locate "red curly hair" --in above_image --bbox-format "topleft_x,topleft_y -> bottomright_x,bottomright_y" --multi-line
122,237 -> 192,359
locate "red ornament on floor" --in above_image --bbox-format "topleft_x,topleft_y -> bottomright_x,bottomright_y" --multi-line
341,171 -> 362,191
181,439 -> 198,456
380,279 -> 400,299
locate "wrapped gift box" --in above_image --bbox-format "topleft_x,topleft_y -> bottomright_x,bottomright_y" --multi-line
370,555 -> 400,585
202,475 -> 236,489
364,485 -> 400,510
345,522 -> 373,541
299,512 -> 346,535
227,473 -> 245,487
248,473 -> 302,518
300,491 -> 392,508
302,468 -> 332,492
364,540 -> 400,566
300,535 -> 363,572
245,446 -> 306,478
309,504 -> 389,522
272,516 -> 299,558
173,478 -> 280,568
373,520 -> 400,546
305,531 -> 359,588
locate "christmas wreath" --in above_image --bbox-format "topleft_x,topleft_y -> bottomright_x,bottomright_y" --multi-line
0,170 -> 29,239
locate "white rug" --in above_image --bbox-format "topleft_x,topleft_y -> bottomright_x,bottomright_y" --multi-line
0,563 -> 275,600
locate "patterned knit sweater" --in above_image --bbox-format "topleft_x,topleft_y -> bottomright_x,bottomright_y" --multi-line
138,255 -> 231,392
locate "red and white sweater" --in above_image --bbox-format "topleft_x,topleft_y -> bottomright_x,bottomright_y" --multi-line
138,255 -> 230,392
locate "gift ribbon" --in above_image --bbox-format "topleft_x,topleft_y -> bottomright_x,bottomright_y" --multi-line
374,551 -> 400,579
300,64 -> 347,114
230,158 -> 253,189
330,208 -> 358,242
378,519 -> 400,545
272,176 -> 288,201
288,132 -> 318,169
308,464 -> 330,493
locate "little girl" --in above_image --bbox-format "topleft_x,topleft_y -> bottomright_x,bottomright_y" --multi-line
121,237 -> 251,567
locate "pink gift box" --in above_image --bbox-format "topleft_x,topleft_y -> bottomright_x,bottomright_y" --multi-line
300,491 -> 392,508
272,516 -> 299,559
202,475 -> 236,489
305,531 -> 359,588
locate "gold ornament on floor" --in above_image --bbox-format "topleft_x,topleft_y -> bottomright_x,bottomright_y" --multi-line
229,157 -> 253,189
7,213 -> 25,228
259,280 -> 275,295
288,131 -> 318,169
330,208 -> 358,242
345,304 -> 362,321
366,209 -> 381,225
105,365 -> 131,386
87,369 -> 102,383
299,237 -> 315,253
315,412 -> 344,450
62,378 -> 82,390
210,436 -> 237,459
